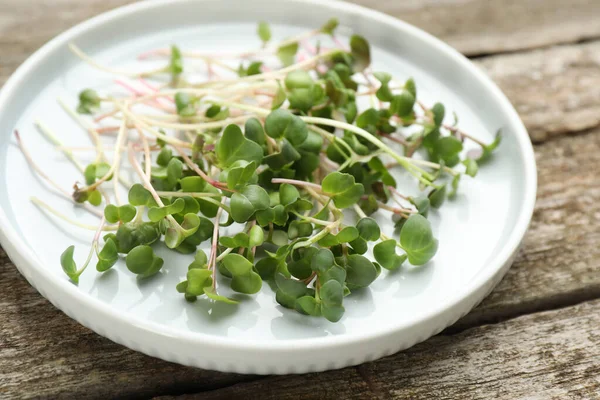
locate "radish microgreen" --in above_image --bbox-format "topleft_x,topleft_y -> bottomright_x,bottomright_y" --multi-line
20,19 -> 502,322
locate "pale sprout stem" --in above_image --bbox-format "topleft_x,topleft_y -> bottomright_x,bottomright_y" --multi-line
35,119 -> 86,173
69,43 -> 167,78
15,130 -> 103,218
31,197 -> 115,231
58,97 -> 106,162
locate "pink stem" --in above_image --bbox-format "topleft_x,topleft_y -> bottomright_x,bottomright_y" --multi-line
139,78 -> 175,104
332,35 -> 348,51
301,40 -> 317,55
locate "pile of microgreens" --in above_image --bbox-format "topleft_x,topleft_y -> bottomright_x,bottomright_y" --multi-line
19,19 -> 500,322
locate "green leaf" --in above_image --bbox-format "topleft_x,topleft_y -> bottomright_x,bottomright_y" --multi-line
409,195 -> 430,217
156,147 -> 173,166
264,109 -> 308,146
188,249 -> 208,269
434,136 -> 463,165
222,253 -> 253,276
238,61 -> 263,77
60,245 -> 79,282
174,92 -> 197,117
128,184 -> 157,207
432,103 -> 445,126
287,88 -> 314,113
275,273 -> 309,308
295,296 -> 321,316
277,42 -> 299,66
404,78 -> 417,98
96,238 -> 119,272
125,245 -> 164,278
255,257 -> 280,279
320,18 -> 339,35
179,176 -> 206,192
287,257 -> 313,280
296,130 -> 323,154
399,214 -> 438,265
204,287 -> 239,304
279,183 -> 300,206
115,222 -> 161,253
325,70 -> 350,107
245,118 -> 266,146
178,196 -> 200,215
148,198 -> 185,222
230,185 -> 270,223
216,124 -> 263,168
84,162 -> 112,185
429,185 -> 447,209
373,239 -> 407,271
373,72 -> 393,102
463,158 -> 479,177
185,268 -> 212,296
88,190 -> 102,206
311,248 -> 335,273
390,91 -> 415,117
321,304 -> 345,322
231,271 -> 262,294
318,264 -> 346,286
257,21 -> 271,44
321,172 -> 365,209
219,232 -> 250,248
477,130 -> 502,163
368,157 -> 396,187
449,173 -> 461,199
225,160 -> 257,190
169,45 -> 183,79
356,217 -> 380,241
271,83 -> 287,110
320,280 -> 343,306
248,225 -> 264,247
285,70 -> 313,90
318,226 -> 359,247
263,140 -> 301,171
77,89 -> 101,114
345,254 -> 379,289
350,35 -> 370,72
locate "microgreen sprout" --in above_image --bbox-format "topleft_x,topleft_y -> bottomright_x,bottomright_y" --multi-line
20,19 -> 501,321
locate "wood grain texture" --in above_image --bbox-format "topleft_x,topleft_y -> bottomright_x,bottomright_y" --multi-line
156,299 -> 600,400
476,41 -> 600,142
455,129 -> 600,329
349,0 -> 600,56
0,250 -> 247,400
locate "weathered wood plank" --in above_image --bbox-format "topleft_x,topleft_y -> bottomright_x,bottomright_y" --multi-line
350,0 -> 600,56
0,250 -> 248,399
455,128 -> 600,329
3,0 -> 600,82
2,130 -> 600,398
156,299 -> 600,400
0,0 -> 138,85
476,41 -> 600,142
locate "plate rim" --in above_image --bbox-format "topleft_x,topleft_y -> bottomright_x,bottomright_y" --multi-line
0,0 -> 537,369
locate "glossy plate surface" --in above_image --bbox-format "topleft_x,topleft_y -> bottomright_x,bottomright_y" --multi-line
0,0 -> 536,373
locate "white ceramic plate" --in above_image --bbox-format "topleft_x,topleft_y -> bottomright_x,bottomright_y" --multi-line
0,0 -> 536,374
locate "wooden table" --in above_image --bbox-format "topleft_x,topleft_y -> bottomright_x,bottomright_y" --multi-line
2,0 -> 600,398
